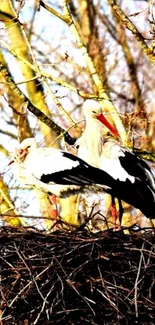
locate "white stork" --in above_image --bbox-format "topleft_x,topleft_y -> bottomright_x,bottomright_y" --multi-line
9,138 -> 117,199
9,137 -> 155,224
74,100 -> 155,224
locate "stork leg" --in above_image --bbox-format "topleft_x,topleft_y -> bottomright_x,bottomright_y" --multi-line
117,198 -> 123,230
49,194 -> 59,219
111,195 -> 117,230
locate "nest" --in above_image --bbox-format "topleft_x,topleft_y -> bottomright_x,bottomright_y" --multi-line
0,226 -> 155,325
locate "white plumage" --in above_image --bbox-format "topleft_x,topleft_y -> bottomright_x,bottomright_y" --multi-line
99,140 -> 135,183
75,100 -> 155,220
9,130 -> 155,220
9,138 -> 114,198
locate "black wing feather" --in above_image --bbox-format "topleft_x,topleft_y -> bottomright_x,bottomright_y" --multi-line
40,151 -> 114,187
40,150 -> 155,219
112,150 -> 155,219
108,178 -> 155,219
119,150 -> 153,179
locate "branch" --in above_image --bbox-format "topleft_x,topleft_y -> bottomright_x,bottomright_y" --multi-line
0,39 -> 94,99
0,129 -> 17,140
40,0 -> 127,144
42,78 -> 76,126
0,176 -> 27,227
108,0 -> 155,65
21,26 -> 77,128
0,62 -> 70,138
40,0 -> 68,23
133,149 -> 155,163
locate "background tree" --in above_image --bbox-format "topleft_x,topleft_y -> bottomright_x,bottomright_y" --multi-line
0,0 -> 155,231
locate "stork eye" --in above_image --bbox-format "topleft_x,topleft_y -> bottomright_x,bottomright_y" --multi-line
26,146 -> 31,149
92,110 -> 96,114
74,144 -> 79,149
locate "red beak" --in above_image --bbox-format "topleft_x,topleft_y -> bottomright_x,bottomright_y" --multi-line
8,160 -> 14,166
97,114 -> 119,138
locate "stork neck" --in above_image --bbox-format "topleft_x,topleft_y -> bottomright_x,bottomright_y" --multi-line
84,117 -> 105,135
78,118 -> 105,167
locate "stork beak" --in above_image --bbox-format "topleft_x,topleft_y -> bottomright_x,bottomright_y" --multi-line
8,159 -> 14,166
97,114 -> 119,138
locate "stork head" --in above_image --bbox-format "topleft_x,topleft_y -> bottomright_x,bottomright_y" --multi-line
83,100 -> 119,137
83,100 -> 102,119
8,138 -> 37,165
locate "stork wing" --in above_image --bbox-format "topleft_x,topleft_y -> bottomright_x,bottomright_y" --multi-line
111,149 -> 155,219
27,149 -> 114,188
39,152 -> 114,188
119,149 -> 155,191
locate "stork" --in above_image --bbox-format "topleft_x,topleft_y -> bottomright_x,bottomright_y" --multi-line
9,138 -> 117,203
9,138 -> 155,225
74,100 -> 155,225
